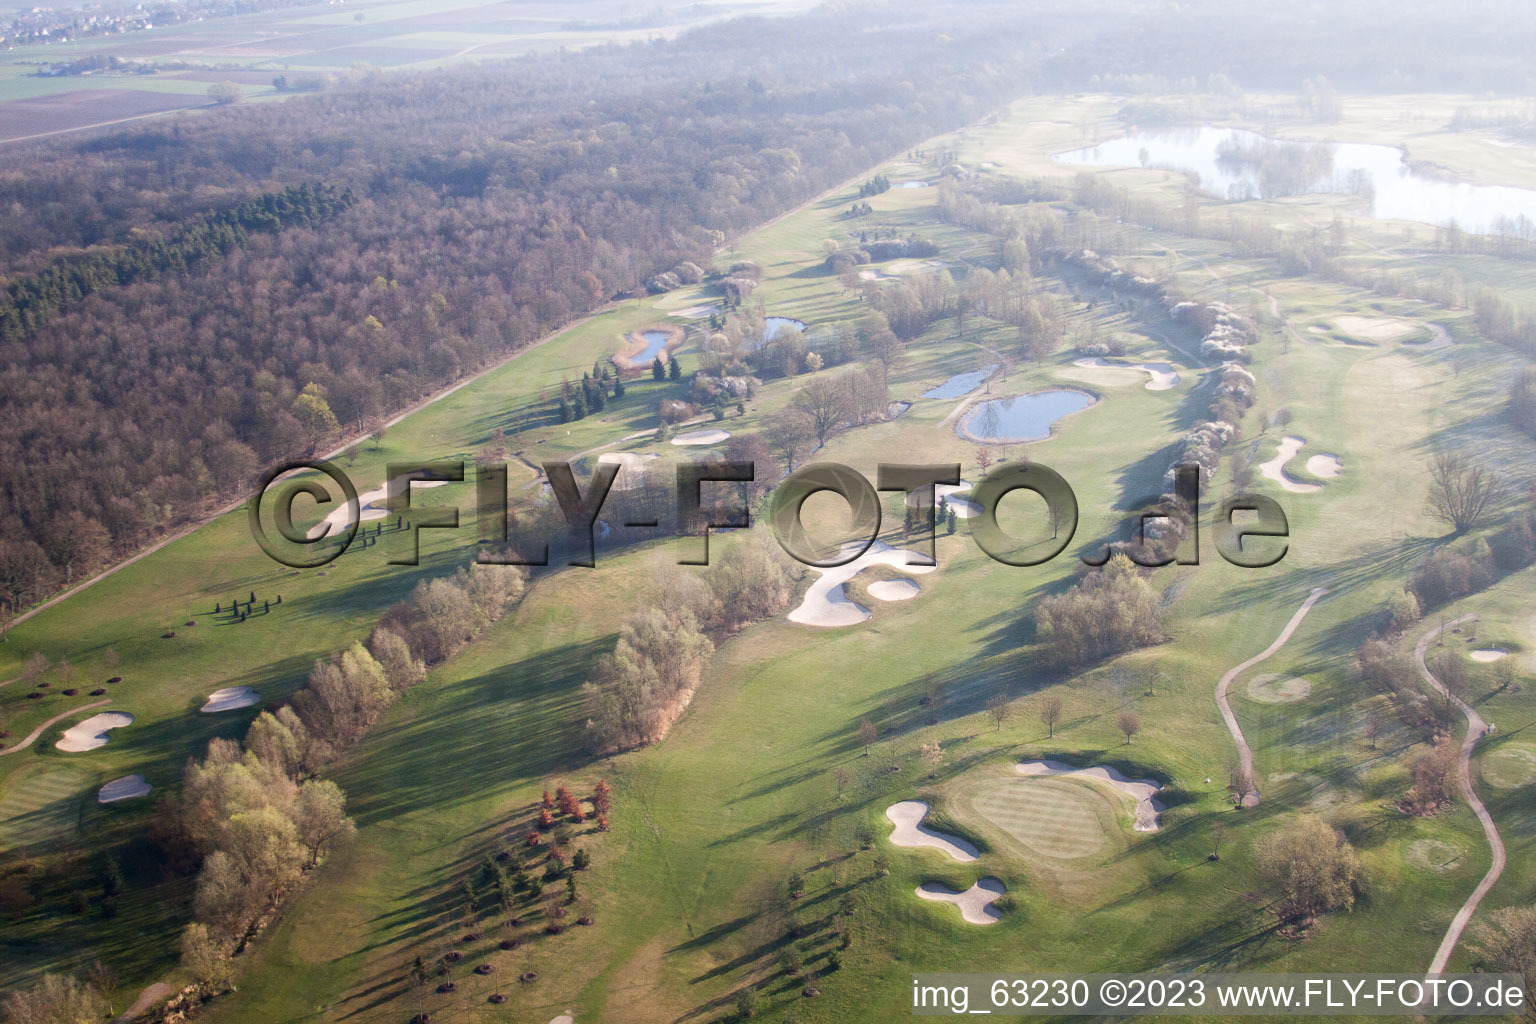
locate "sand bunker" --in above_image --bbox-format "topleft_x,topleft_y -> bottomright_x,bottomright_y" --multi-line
1406,839 -> 1465,873
1072,357 -> 1180,391
904,481 -> 982,519
867,579 -> 921,601
596,451 -> 658,492
1305,454 -> 1342,478
670,429 -> 730,446
1470,648 -> 1509,663
201,687 -> 261,713
1016,760 -> 1165,832
1481,747 -> 1536,789
1258,436 -> 1322,494
1331,315 -> 1421,342
547,1015 -> 575,1024
98,774 -> 152,803
312,474 -> 450,535
915,877 -> 1006,925
885,800 -> 979,861
859,268 -> 897,282
56,712 -> 134,753
789,541 -> 936,627
898,180 -> 931,189
1245,673 -> 1313,704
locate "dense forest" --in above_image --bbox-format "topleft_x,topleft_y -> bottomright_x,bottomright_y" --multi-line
2,0 -> 1535,611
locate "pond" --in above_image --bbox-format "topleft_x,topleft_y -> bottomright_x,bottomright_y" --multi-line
634,329 -> 671,364
922,365 -> 997,400
1055,126 -> 1536,233
958,390 -> 1095,443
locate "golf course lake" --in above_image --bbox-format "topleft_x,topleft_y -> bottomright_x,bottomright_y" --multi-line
1056,126 -> 1536,232
923,365 -> 997,399
959,389 -> 1095,442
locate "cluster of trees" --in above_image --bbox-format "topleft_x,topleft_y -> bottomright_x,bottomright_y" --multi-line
147,563 -> 523,988
558,364 -> 626,423
1406,465 -> 1532,611
1034,555 -> 1163,668
584,535 -> 797,751
1254,816 -> 1360,929
0,4 -> 1049,614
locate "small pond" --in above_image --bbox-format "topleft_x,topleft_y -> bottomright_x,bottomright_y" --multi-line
959,390 -> 1095,443
634,329 -> 671,364
922,365 -> 997,400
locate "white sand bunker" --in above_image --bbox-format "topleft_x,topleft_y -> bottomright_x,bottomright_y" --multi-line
201,686 -> 261,713
1406,839 -> 1465,873
548,1015 -> 575,1024
1016,760 -> 1165,832
670,429 -> 730,446
867,579 -> 920,601
1245,673 -> 1312,704
789,541 -> 936,627
859,268 -> 897,282
1481,747 -> 1536,789
98,774 -> 152,803
905,481 -> 982,519
1331,315 -> 1421,342
1258,436 -> 1322,494
596,451 -> 658,492
915,877 -> 1006,925
310,473 -> 450,535
1072,357 -> 1180,391
57,712 -> 134,753
1470,648 -> 1509,663
1305,454 -> 1342,478
885,800 -> 979,861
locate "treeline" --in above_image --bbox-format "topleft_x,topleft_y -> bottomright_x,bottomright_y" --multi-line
152,563 -> 524,986
583,535 -> 797,752
0,183 -> 354,344
0,4 -> 1050,614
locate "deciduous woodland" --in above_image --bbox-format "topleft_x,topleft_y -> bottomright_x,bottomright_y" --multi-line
1,0 -> 1533,613
0,8 -> 1048,611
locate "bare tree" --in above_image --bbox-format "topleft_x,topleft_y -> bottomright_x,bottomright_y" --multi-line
1364,706 -> 1389,750
858,718 -> 877,756
1426,452 -> 1502,534
765,409 -> 815,474
985,692 -> 1012,732
793,374 -> 852,446
1226,758 -> 1254,807
1038,694 -> 1063,738
1472,907 -> 1536,1020
1434,650 -> 1470,710
919,735 -> 944,777
1117,710 -> 1142,745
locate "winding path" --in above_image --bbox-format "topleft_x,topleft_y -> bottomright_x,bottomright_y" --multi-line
112,982 -> 173,1024
1417,614 -> 1505,975
0,698 -> 112,758
1214,588 -> 1328,806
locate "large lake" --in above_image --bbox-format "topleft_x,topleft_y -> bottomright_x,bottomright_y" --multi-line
1056,126 -> 1536,233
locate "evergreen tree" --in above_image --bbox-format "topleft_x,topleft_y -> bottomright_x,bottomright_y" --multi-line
668,355 -> 681,380
652,356 -> 666,381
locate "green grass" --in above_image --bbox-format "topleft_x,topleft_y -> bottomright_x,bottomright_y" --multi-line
6,92 -> 1536,1023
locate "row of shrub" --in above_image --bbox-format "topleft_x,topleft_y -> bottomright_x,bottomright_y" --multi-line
152,563 -> 526,995
583,535 -> 797,752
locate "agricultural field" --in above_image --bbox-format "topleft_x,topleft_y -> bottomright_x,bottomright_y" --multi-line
0,0 -> 810,141
4,83 -> 1536,1024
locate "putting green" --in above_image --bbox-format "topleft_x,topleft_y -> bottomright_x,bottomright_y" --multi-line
1405,839 -> 1465,873
0,766 -> 89,845
1480,747 -> 1536,789
1245,673 -> 1312,704
969,777 -> 1108,859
